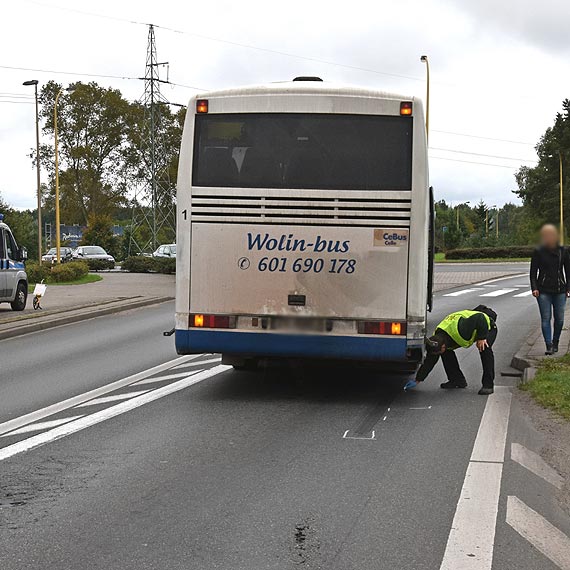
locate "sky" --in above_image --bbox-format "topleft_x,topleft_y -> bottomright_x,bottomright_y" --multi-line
1,0 -> 569,212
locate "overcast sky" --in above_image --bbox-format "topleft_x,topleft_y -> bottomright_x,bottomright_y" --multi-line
1,0 -> 569,211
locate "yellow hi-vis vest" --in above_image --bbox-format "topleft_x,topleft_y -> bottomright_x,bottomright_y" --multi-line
436,310 -> 492,348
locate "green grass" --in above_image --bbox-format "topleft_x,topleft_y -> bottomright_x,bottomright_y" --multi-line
30,274 -> 103,287
435,253 -> 530,263
521,354 -> 570,420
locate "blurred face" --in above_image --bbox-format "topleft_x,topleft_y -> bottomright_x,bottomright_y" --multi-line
540,225 -> 559,249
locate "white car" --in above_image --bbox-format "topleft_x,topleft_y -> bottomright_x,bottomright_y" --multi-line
152,244 -> 176,258
73,245 -> 115,268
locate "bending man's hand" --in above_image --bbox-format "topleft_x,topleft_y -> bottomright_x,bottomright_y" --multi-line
476,339 -> 489,352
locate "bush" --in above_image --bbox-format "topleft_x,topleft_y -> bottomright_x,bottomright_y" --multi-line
49,261 -> 89,283
86,258 -> 114,271
121,256 -> 157,273
153,257 -> 176,274
25,261 -> 51,284
445,246 -> 535,260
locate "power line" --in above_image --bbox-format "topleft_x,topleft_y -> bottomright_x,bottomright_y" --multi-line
430,155 -> 523,169
431,146 -> 537,163
0,100 -> 35,104
432,129 -> 535,146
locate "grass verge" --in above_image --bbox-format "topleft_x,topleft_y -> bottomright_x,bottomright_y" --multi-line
521,354 -> 570,420
30,274 -> 103,288
435,253 -> 530,263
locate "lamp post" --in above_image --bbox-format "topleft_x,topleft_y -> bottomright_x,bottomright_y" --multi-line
420,55 -> 430,145
54,85 -> 76,264
23,79 -> 42,264
559,152 -> 564,245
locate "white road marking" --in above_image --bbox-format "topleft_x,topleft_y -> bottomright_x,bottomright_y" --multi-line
133,369 -> 202,386
440,386 -> 512,569
409,406 -> 432,410
513,290 -> 533,298
171,356 -> 221,370
443,288 -> 484,297
76,390 -> 150,408
1,415 -> 84,437
342,430 -> 376,440
511,443 -> 564,490
0,354 -> 204,437
0,365 -> 231,462
476,274 -> 527,286
506,496 -> 570,570
480,288 -> 518,298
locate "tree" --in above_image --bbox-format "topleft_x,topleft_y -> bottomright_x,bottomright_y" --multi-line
515,99 -> 570,238
80,214 -> 120,259
38,81 -> 138,225
0,192 -> 39,260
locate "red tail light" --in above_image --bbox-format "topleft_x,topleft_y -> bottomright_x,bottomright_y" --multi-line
358,321 -> 406,335
190,314 -> 236,329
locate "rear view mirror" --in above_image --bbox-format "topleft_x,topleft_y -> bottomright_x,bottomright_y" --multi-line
18,247 -> 27,261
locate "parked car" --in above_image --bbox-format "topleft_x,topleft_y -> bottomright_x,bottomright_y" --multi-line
42,246 -> 73,264
0,213 -> 28,311
73,245 -> 115,269
152,244 -> 176,258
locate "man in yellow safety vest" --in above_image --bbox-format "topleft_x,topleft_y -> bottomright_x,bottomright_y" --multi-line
414,306 -> 498,395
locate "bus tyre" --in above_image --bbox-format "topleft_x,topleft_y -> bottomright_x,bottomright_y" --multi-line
11,281 -> 27,311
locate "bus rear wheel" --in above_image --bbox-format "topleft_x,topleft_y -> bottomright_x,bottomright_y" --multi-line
11,281 -> 27,311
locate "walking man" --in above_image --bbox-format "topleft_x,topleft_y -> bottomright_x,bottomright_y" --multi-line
413,306 -> 498,395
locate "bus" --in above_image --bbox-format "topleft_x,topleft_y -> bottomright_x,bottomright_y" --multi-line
175,78 -> 434,369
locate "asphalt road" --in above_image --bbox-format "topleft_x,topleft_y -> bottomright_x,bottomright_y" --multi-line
0,273 -> 567,570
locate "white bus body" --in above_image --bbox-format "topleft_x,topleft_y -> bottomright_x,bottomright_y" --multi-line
175,80 -> 432,366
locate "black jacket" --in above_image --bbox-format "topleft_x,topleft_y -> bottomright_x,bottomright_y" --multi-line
530,246 -> 570,294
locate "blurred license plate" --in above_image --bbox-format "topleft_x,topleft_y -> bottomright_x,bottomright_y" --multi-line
272,317 -> 324,333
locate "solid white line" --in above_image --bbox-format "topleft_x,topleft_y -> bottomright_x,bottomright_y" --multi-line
471,388 -> 512,463
133,369 -> 202,386
171,356 -> 221,370
506,496 -> 570,570
1,415 -> 84,437
443,288 -> 484,297
75,390 -> 150,408
513,290 -> 533,298
0,354 -> 203,437
0,365 -> 231,463
439,386 -> 512,569
480,288 -> 517,298
511,443 -> 564,490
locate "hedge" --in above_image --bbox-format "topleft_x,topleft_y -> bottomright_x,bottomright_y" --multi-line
86,258 -> 115,271
121,256 -> 176,274
26,261 -> 89,283
445,246 -> 534,260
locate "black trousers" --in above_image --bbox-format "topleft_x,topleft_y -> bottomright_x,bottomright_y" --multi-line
442,327 -> 497,387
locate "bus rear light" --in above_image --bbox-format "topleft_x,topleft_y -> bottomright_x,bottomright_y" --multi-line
400,101 -> 413,116
196,99 -> 209,113
190,314 -> 236,329
358,321 -> 406,335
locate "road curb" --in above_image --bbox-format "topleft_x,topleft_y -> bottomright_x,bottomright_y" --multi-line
0,296 -> 173,341
511,328 -> 542,371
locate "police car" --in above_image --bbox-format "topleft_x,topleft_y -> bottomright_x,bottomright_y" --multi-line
0,213 -> 28,311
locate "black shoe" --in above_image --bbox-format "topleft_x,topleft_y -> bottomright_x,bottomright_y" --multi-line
478,387 -> 494,395
552,341 -> 559,353
440,380 -> 467,389
545,343 -> 554,355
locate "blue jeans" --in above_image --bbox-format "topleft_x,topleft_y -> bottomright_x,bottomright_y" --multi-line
537,293 -> 567,344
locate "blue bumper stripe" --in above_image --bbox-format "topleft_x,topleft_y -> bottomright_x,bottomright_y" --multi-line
175,329 -> 408,361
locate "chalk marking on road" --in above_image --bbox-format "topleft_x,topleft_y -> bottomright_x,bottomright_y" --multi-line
506,496 -> 570,570
1,415 -> 84,437
480,288 -> 518,298
342,429 -> 376,440
511,443 -> 564,490
439,386 -> 512,570
76,390 -> 150,408
443,288 -> 484,297
0,365 -> 231,463
513,290 -> 533,298
409,406 -> 432,410
382,415 -> 387,421
0,354 -> 204,437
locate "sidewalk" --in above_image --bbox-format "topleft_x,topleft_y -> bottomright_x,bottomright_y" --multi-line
512,325 -> 570,373
433,266 -> 526,292
0,272 -> 174,340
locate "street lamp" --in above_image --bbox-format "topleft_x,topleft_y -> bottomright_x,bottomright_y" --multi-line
457,201 -> 470,228
54,84 -> 76,264
547,152 -> 564,245
420,55 -> 430,145
23,79 -> 42,264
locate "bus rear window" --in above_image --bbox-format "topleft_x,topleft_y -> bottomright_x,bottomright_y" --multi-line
192,113 -> 412,190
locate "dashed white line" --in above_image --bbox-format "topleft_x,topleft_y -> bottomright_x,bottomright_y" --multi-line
1,415 -> 84,437
443,288 -> 484,297
507,496 -> 570,570
513,290 -> 533,298
511,443 -> 564,490
480,288 -> 518,298
76,390 -> 150,408
0,365 -> 231,462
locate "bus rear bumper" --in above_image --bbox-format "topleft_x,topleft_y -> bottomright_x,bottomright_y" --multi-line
175,329 -> 414,362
